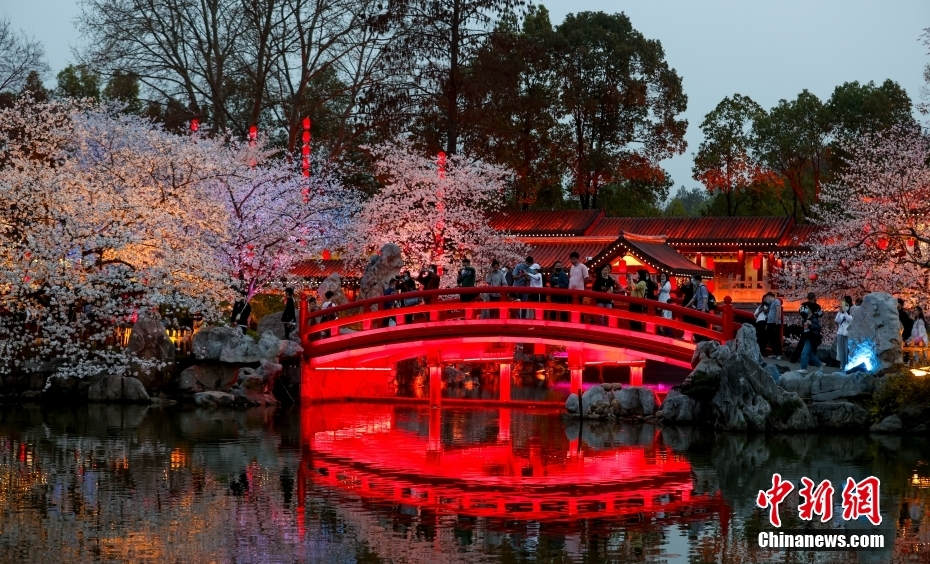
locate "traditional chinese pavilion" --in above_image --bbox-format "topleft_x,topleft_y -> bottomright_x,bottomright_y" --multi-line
293,210 -> 814,305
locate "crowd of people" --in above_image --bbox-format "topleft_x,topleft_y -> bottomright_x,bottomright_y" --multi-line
752,291 -> 928,373
234,254 -> 930,370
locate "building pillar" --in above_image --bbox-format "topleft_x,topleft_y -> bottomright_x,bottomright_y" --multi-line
569,349 -> 583,396
499,363 -> 511,402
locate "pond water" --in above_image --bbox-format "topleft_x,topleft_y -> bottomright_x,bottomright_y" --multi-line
0,402 -> 928,563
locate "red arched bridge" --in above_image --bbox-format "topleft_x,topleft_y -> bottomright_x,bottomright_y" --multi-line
300,287 -> 753,404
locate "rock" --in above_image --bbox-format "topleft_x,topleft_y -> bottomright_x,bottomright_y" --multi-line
617,386 -> 657,417
580,385 -> 612,419
358,243 -> 405,301
765,364 -> 781,383
176,364 -> 239,394
194,390 -> 236,408
257,311 -> 286,340
810,371 -> 874,402
192,326 -> 241,361
809,401 -> 870,429
279,339 -> 303,360
846,292 -> 903,372
669,324 -> 814,432
317,273 -> 349,306
565,393 -> 579,414
237,361 -> 282,391
870,414 -> 903,433
88,375 -> 151,403
231,387 -> 279,408
128,314 -> 175,362
218,331 -> 281,363
777,370 -> 814,399
658,389 -> 702,424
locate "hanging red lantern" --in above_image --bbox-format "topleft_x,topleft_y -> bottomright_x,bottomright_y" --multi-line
809,272 -> 818,281
248,125 -> 257,142
906,237 -> 916,250
704,256 -> 715,270
876,236 -> 889,250
189,118 -> 199,133
737,249 -> 744,261
615,260 -> 627,274
752,254 -> 763,270
321,249 -> 332,260
774,258 -> 783,268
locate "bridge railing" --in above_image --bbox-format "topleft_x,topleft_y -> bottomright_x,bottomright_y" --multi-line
300,286 -> 753,351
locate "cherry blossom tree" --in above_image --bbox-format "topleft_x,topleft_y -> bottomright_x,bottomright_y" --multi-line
0,98 -> 230,379
776,125 -> 930,300
350,140 -> 525,284
212,146 -> 359,300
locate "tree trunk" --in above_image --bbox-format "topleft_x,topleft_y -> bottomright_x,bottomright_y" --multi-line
445,0 -> 461,155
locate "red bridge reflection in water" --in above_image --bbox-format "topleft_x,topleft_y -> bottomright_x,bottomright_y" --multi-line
296,403 -> 729,533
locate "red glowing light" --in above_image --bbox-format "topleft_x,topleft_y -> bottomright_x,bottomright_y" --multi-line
809,272 -> 818,281
876,237 -> 889,251
752,254 -> 762,270
775,258 -> 783,268
302,117 -> 311,129
704,256 -> 714,270
248,125 -> 257,141
189,118 -> 199,132
321,249 -> 332,260
907,237 -> 916,249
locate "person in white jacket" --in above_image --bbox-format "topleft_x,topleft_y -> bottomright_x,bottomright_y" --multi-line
834,296 -> 853,369
907,306 -> 927,346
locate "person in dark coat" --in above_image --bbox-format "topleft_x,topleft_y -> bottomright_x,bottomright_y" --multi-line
457,258 -> 477,301
281,287 -> 297,340
899,298 -> 914,342
231,290 -> 251,333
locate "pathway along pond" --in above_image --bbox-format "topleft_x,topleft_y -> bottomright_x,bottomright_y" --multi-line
0,403 -> 927,563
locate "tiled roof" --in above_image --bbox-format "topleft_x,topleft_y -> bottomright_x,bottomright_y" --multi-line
589,216 -> 793,244
489,210 -> 604,235
292,259 -> 353,279
590,233 -> 711,278
518,240 -> 612,268
780,224 -> 818,247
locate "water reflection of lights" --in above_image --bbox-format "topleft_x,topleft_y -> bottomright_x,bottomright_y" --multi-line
170,448 -> 187,470
299,404 -> 727,525
911,473 -> 930,488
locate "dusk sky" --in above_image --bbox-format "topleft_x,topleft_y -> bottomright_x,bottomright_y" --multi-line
2,0 -> 927,193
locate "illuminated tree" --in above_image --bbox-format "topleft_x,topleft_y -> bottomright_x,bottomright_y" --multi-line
350,140 -> 525,284
0,99 -> 230,379
213,146 -> 360,300
777,125 -> 930,299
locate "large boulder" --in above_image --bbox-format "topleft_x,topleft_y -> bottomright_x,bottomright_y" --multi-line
809,400 -> 870,430
256,311 -> 285,340
41,374 -> 92,402
358,243 -> 405,301
192,326 -> 241,361
777,370 -> 814,399
617,386 -> 657,417
663,324 -> 815,432
88,374 -> 151,403
870,414 -> 904,433
847,292 -> 903,372
176,364 -> 239,394
580,385 -> 612,419
219,331 -> 282,363
810,371 -> 875,402
194,390 -> 236,408
658,389 -> 702,424
317,273 -> 349,306
128,314 -> 175,389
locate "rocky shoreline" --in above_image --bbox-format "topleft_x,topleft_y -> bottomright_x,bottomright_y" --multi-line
566,293 -> 929,436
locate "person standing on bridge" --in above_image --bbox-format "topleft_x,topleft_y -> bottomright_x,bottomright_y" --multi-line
549,261 -> 570,321
568,252 -> 589,291
281,287 -> 297,341
457,258 -> 477,302
593,265 -> 619,325
418,265 -> 440,304
512,256 -> 534,318
482,259 -> 507,318
628,270 -> 648,330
